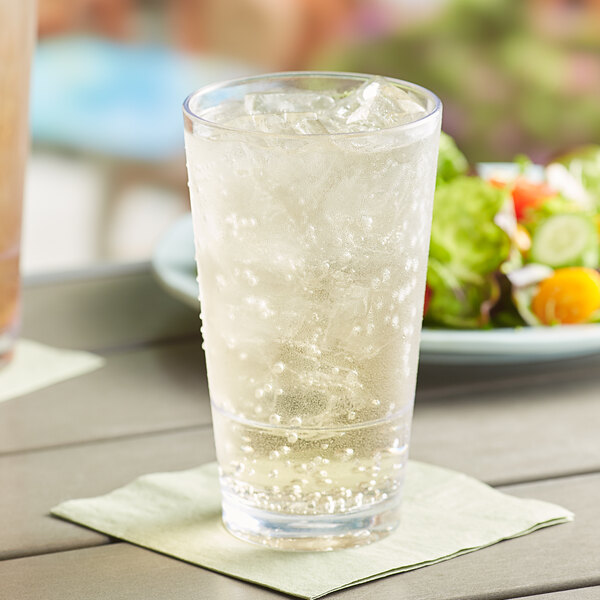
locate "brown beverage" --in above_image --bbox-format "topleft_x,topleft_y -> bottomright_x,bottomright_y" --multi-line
0,1 -> 36,364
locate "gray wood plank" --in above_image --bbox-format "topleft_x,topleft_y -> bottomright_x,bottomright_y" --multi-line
327,473 -> 600,600
1,474 -> 598,600
11,269 -> 600,484
0,544 -> 285,600
416,353 -> 600,398
22,261 -> 151,285
21,269 -> 200,352
411,373 -> 600,486
0,340 -> 210,455
510,588 -> 600,600
0,428 -> 216,560
2,333 -> 600,485
21,265 -> 600,389
2,361 -> 599,558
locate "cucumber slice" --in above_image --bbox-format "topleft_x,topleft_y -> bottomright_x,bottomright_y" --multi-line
530,214 -> 598,268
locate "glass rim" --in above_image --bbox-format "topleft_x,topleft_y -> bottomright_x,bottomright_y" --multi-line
182,71 -> 442,138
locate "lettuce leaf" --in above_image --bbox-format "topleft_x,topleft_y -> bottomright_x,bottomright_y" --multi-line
436,131 -> 469,185
426,259 -> 502,328
426,177 -> 513,328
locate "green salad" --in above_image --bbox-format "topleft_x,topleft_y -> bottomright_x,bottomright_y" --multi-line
425,135 -> 600,328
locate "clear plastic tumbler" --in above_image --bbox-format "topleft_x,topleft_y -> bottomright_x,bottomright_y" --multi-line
183,72 -> 441,550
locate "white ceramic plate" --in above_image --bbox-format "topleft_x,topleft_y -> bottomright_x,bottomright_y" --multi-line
152,215 -> 200,311
152,214 -> 600,365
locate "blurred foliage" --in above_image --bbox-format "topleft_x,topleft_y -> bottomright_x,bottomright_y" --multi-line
317,0 -> 600,162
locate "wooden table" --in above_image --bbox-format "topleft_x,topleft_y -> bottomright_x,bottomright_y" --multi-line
2,265 -> 599,599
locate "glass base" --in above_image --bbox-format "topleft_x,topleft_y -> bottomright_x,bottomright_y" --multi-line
222,492 -> 402,551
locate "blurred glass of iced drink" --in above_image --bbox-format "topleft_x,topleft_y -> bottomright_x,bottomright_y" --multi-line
183,73 -> 441,550
0,1 -> 35,365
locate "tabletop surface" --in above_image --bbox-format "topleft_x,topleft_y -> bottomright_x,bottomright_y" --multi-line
2,265 -> 600,600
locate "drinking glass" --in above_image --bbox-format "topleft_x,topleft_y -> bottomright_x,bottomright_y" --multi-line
183,72 -> 441,550
0,0 -> 36,365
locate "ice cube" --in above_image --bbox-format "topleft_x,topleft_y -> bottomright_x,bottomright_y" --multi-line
244,91 -> 335,115
198,79 -> 427,136
199,100 -> 246,124
327,79 -> 382,122
224,113 -> 286,133
221,111 -> 330,135
289,115 -> 330,135
329,77 -> 427,132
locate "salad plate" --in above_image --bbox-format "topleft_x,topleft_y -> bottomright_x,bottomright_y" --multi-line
152,213 -> 600,365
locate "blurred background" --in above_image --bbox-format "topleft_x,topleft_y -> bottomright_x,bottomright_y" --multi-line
23,0 -> 600,273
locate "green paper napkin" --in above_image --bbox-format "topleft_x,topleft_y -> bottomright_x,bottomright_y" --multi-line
52,461 -> 573,599
0,340 -> 105,403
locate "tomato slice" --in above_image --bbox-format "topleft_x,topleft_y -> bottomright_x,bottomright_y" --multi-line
424,284 -> 432,316
512,178 -> 556,221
